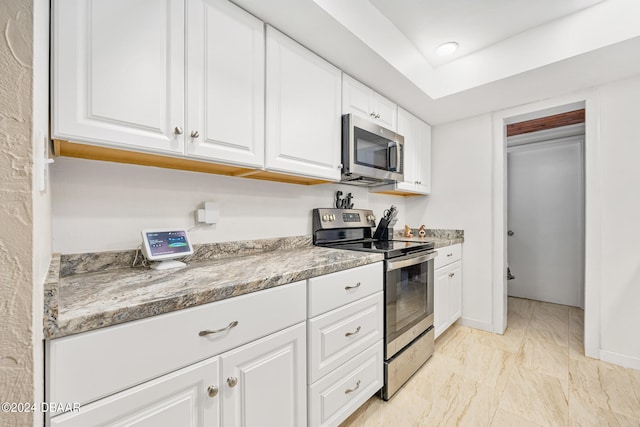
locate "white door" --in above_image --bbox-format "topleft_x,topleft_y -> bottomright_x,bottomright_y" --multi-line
52,0 -> 185,154
415,119 -> 432,194
186,0 -> 265,167
50,357 -> 220,427
507,136 -> 584,307
265,26 -> 342,181
221,322 -> 306,427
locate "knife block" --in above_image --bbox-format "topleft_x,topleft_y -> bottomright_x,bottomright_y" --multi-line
373,218 -> 393,240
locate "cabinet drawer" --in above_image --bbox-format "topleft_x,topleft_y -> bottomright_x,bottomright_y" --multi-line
48,281 -> 306,406
308,262 -> 382,317
308,292 -> 383,383
308,341 -> 383,427
434,243 -> 462,269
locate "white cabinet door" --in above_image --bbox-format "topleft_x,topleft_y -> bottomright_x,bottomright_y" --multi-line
186,0 -> 264,167
342,74 -> 397,131
266,26 -> 342,181
448,261 -> 462,325
341,75 -> 372,121
50,357 -> 220,427
414,118 -> 432,194
434,258 -> 462,339
434,266 -> 449,339
221,322 -> 306,427
52,0 -> 185,154
397,107 -> 417,186
372,92 -> 397,131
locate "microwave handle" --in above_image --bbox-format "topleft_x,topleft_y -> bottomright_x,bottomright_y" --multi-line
388,141 -> 399,172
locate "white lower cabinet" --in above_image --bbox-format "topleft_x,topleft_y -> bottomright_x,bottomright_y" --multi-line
308,342 -> 383,427
307,262 -> 384,427
50,357 -> 221,427
434,244 -> 463,338
51,323 -> 304,427
221,322 -> 306,427
47,281 -> 306,427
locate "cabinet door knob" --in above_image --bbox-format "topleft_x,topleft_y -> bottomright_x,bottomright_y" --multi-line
190,130 -> 200,138
370,112 -> 376,117
449,272 -> 455,278
345,326 -> 361,337
199,320 -> 239,337
345,380 -> 361,394
207,386 -> 219,398
174,126 -> 183,135
375,114 -> 380,119
227,377 -> 238,388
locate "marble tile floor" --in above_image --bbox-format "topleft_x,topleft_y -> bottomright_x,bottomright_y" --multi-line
340,297 -> 640,427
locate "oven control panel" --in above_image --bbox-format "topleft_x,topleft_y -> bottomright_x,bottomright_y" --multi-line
313,208 -> 376,229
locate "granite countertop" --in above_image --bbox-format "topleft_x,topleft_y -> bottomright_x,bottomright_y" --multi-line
394,228 -> 465,248
45,230 -> 463,340
44,237 -> 383,339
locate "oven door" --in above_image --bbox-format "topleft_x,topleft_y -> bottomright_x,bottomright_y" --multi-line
384,251 -> 436,359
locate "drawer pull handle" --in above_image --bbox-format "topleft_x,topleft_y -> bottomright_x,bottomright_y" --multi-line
207,386 -> 219,398
345,326 -> 361,337
345,380 -> 361,394
199,320 -> 239,337
345,282 -> 361,290
227,377 -> 238,388
449,273 -> 455,278
447,253 -> 453,257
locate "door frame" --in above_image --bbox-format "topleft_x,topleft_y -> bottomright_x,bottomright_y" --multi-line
491,92 -> 601,359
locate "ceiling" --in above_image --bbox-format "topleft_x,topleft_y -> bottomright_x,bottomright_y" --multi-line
368,0 -> 606,67
233,0 -> 640,124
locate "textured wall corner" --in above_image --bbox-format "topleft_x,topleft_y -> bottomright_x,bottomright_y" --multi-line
0,0 -> 35,425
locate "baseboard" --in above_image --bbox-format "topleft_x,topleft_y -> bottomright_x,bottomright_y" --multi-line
600,350 -> 640,370
458,317 -> 493,333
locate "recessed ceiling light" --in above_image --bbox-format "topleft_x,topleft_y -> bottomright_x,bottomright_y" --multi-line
436,42 -> 459,56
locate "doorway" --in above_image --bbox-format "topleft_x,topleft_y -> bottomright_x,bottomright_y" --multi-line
506,125 -> 585,307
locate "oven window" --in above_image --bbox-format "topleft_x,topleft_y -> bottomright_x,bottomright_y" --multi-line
386,261 -> 431,341
354,127 -> 392,170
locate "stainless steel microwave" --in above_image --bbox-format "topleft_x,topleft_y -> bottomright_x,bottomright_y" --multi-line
341,114 -> 404,186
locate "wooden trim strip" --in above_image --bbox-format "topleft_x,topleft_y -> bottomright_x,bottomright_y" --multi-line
506,109 -> 585,137
53,140 -> 330,185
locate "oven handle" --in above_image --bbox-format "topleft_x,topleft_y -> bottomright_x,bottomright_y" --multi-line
386,251 -> 438,271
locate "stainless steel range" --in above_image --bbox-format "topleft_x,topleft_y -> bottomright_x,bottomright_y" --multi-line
312,208 -> 437,400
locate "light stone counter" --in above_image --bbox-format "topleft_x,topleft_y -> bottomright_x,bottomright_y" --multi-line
393,228 -> 465,248
44,237 -> 382,339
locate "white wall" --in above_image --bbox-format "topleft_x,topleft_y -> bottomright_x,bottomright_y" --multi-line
410,74 -> 640,369
597,76 -> 640,367
51,157 -> 406,253
406,114 -> 495,331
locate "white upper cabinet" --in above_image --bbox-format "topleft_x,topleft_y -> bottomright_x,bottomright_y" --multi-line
53,0 -> 265,168
185,0 -> 264,167
265,26 -> 342,181
400,107 -> 431,194
342,74 -> 397,131
52,0 -> 185,154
